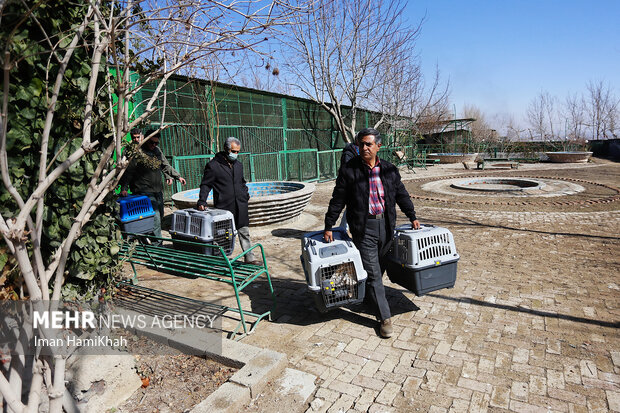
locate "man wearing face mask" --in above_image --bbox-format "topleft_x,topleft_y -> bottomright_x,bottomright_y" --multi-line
197,137 -> 258,265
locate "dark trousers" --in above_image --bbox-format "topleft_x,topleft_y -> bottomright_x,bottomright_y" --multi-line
136,191 -> 164,238
353,217 -> 392,321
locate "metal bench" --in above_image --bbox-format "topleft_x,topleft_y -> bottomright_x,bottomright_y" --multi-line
118,233 -> 275,339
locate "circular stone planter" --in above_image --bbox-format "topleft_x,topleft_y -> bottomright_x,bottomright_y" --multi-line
544,151 -> 592,163
427,153 -> 479,164
451,178 -> 545,192
172,181 -> 315,226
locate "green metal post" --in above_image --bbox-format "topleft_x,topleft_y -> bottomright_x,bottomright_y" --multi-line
315,150 -> 320,181
281,98 -> 288,152
249,155 -> 256,182
277,153 -> 282,180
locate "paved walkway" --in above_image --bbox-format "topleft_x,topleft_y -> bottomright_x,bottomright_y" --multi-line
147,161 -> 619,412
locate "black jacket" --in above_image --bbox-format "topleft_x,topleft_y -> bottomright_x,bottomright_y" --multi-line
340,143 -> 359,167
324,157 -> 417,240
197,152 -> 250,228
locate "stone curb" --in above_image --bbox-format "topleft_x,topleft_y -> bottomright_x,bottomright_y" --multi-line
118,309 -> 302,412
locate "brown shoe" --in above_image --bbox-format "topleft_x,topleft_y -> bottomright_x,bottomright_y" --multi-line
246,260 -> 262,266
379,318 -> 393,338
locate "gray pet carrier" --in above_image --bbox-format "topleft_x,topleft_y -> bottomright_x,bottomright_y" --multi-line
386,224 -> 459,296
171,208 -> 236,256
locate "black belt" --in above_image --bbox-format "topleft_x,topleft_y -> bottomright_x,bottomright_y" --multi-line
368,213 -> 384,219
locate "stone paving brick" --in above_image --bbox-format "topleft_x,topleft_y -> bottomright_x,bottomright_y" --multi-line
402,377 -> 422,398
513,348 -> 530,364
354,388 -> 379,412
325,342 -> 347,358
327,380 -> 363,398
564,364 -> 581,385
436,383 -> 472,401
606,390 -> 620,412
580,359 -> 598,379
452,335 -> 468,352
495,352 -> 512,369
421,371 -> 442,392
435,341 -> 452,355
587,397 -> 610,413
469,391 -> 490,413
478,357 -> 495,374
378,355 -> 398,373
367,403 -> 395,413
351,375 -> 384,391
428,406 -> 448,413
315,387 -> 341,402
528,394 -> 569,412
547,369 -> 566,389
582,376 -> 620,391
344,338 -> 365,355
490,386 -> 510,409
359,359 -> 381,377
510,399 -> 549,412
548,387 -> 587,405
417,344 -> 435,361
375,382 -> 401,406
457,377 -> 493,394
393,364 -> 425,377
431,353 -> 464,368
599,371 -> 620,385
462,360 -> 477,379
392,340 -> 420,352
336,363 -> 362,383
338,351 -> 367,367
356,348 -> 387,363
449,398 -> 470,413
511,381 -> 529,402
326,394 -> 355,413
611,352 -> 620,367
319,367 -> 342,386
415,323 -> 433,337
374,370 -> 406,385
397,326 -> 415,342
546,338 -> 562,354
529,375 -> 547,396
511,362 -> 545,376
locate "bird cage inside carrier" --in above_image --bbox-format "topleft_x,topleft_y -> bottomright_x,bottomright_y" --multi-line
171,208 -> 236,256
386,224 -> 459,296
300,228 -> 367,313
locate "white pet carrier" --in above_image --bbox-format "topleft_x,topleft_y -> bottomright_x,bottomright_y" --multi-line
300,228 -> 367,313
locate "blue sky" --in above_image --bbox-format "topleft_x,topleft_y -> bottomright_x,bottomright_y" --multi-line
406,0 -> 620,130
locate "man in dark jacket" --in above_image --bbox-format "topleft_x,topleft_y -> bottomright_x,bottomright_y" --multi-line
121,129 -> 186,239
197,137 -> 259,265
324,128 -> 420,338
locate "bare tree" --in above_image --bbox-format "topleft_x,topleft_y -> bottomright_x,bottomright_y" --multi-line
562,92 -> 586,141
283,0 -> 441,143
527,91 -> 557,141
584,80 -> 618,140
0,1 -> 303,411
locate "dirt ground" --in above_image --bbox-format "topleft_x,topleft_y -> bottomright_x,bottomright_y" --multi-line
124,158 -> 620,412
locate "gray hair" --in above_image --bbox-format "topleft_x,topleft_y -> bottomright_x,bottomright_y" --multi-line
355,128 -> 382,145
224,136 -> 241,151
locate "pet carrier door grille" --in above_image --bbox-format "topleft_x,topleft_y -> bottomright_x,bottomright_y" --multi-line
212,219 -> 235,254
319,262 -> 358,307
173,214 -> 188,232
416,233 -> 453,262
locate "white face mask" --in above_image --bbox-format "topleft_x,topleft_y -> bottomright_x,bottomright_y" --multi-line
227,152 -> 238,161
